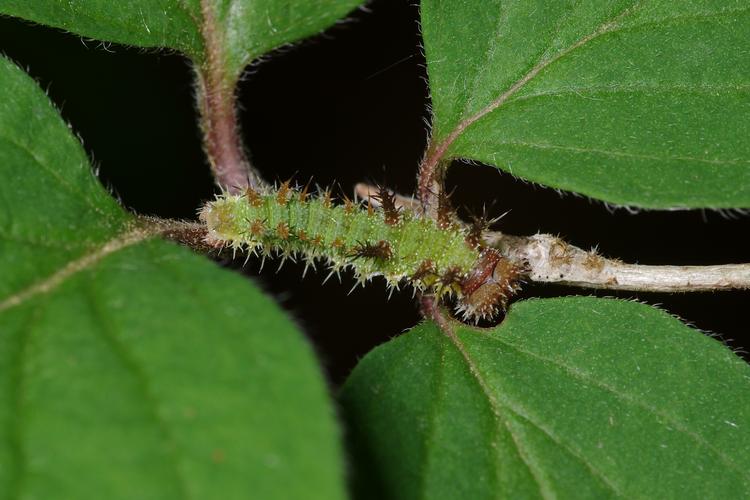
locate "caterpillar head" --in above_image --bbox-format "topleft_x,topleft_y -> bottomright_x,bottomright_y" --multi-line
457,249 -> 524,321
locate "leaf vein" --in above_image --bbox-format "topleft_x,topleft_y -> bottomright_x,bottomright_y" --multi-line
432,2 -> 641,163
478,331 -> 750,482
480,140 -> 748,167
510,83 -> 750,103
450,330 -> 628,497
614,6 -> 750,34
0,226 -> 153,313
82,280 -> 192,498
0,136 -> 106,217
442,328 -> 557,499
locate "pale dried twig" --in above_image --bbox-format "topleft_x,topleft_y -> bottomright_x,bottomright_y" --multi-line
486,232 -> 750,292
354,183 -> 419,211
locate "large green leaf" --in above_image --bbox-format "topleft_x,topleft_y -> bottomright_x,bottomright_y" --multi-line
341,297 -> 750,499
2,0 -> 363,79
1,1 -> 203,58
0,56 -> 344,499
421,1 -> 750,208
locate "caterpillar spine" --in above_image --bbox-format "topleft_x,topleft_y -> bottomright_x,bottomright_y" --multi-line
199,184 -> 523,320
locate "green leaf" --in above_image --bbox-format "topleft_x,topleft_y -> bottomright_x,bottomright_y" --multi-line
0,56 -> 345,499
203,0 -> 365,84
341,297 -> 750,499
421,1 -> 750,208
0,1 -> 203,59
1,0 -> 364,79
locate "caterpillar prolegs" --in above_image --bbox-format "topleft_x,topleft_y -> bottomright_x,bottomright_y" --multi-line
199,183 -> 524,321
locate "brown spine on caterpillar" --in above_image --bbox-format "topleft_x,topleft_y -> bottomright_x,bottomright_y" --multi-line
349,240 -> 393,261
243,186 -> 263,207
458,248 -> 524,320
343,195 -> 356,214
248,218 -> 266,237
322,188 -> 333,208
201,183 -> 526,321
276,180 -> 292,206
276,222 -> 290,240
465,214 -> 491,250
298,180 -> 312,202
412,259 -> 437,285
437,266 -> 464,298
374,186 -> 401,225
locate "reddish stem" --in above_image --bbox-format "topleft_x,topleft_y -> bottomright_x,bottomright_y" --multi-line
417,144 -> 448,216
419,295 -> 454,335
196,1 -> 261,193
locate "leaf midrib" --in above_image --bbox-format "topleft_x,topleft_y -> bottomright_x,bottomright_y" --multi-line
427,2 -> 639,167
0,226 -> 155,313
432,2 -> 750,166
472,328 -> 750,484
442,325 -> 626,498
440,326 -> 558,500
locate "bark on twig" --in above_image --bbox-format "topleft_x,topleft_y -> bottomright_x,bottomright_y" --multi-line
139,217 -> 212,252
487,232 -> 750,292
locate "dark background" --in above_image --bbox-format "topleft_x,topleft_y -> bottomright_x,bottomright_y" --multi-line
1,1 -> 748,385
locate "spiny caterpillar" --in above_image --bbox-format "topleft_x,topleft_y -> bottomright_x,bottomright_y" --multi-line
199,183 -> 524,320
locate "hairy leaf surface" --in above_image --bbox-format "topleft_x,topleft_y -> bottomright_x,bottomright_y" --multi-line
421,1 -> 750,208
0,56 -> 345,500
341,297 -> 750,499
1,0 -> 363,80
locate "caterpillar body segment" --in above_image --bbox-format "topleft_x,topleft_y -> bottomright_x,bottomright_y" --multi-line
199,185 -> 523,320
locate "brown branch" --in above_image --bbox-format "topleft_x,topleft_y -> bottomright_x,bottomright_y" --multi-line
196,0 -> 263,193
138,217 -> 212,253
487,232 -> 750,292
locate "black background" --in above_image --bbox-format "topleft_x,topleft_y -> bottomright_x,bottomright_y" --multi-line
1,1 -> 748,385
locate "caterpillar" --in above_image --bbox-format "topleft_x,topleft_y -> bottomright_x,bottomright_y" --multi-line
198,183 -> 524,321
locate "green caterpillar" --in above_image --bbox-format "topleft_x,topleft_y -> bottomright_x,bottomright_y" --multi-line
199,183 -> 523,320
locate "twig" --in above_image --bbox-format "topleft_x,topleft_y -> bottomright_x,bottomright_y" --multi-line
138,217 -> 212,252
196,0 -> 263,193
487,232 -> 750,292
354,183 -> 419,211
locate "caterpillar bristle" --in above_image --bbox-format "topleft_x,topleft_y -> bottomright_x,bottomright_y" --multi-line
199,183 -> 525,321
373,185 -> 401,225
348,240 -> 393,261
